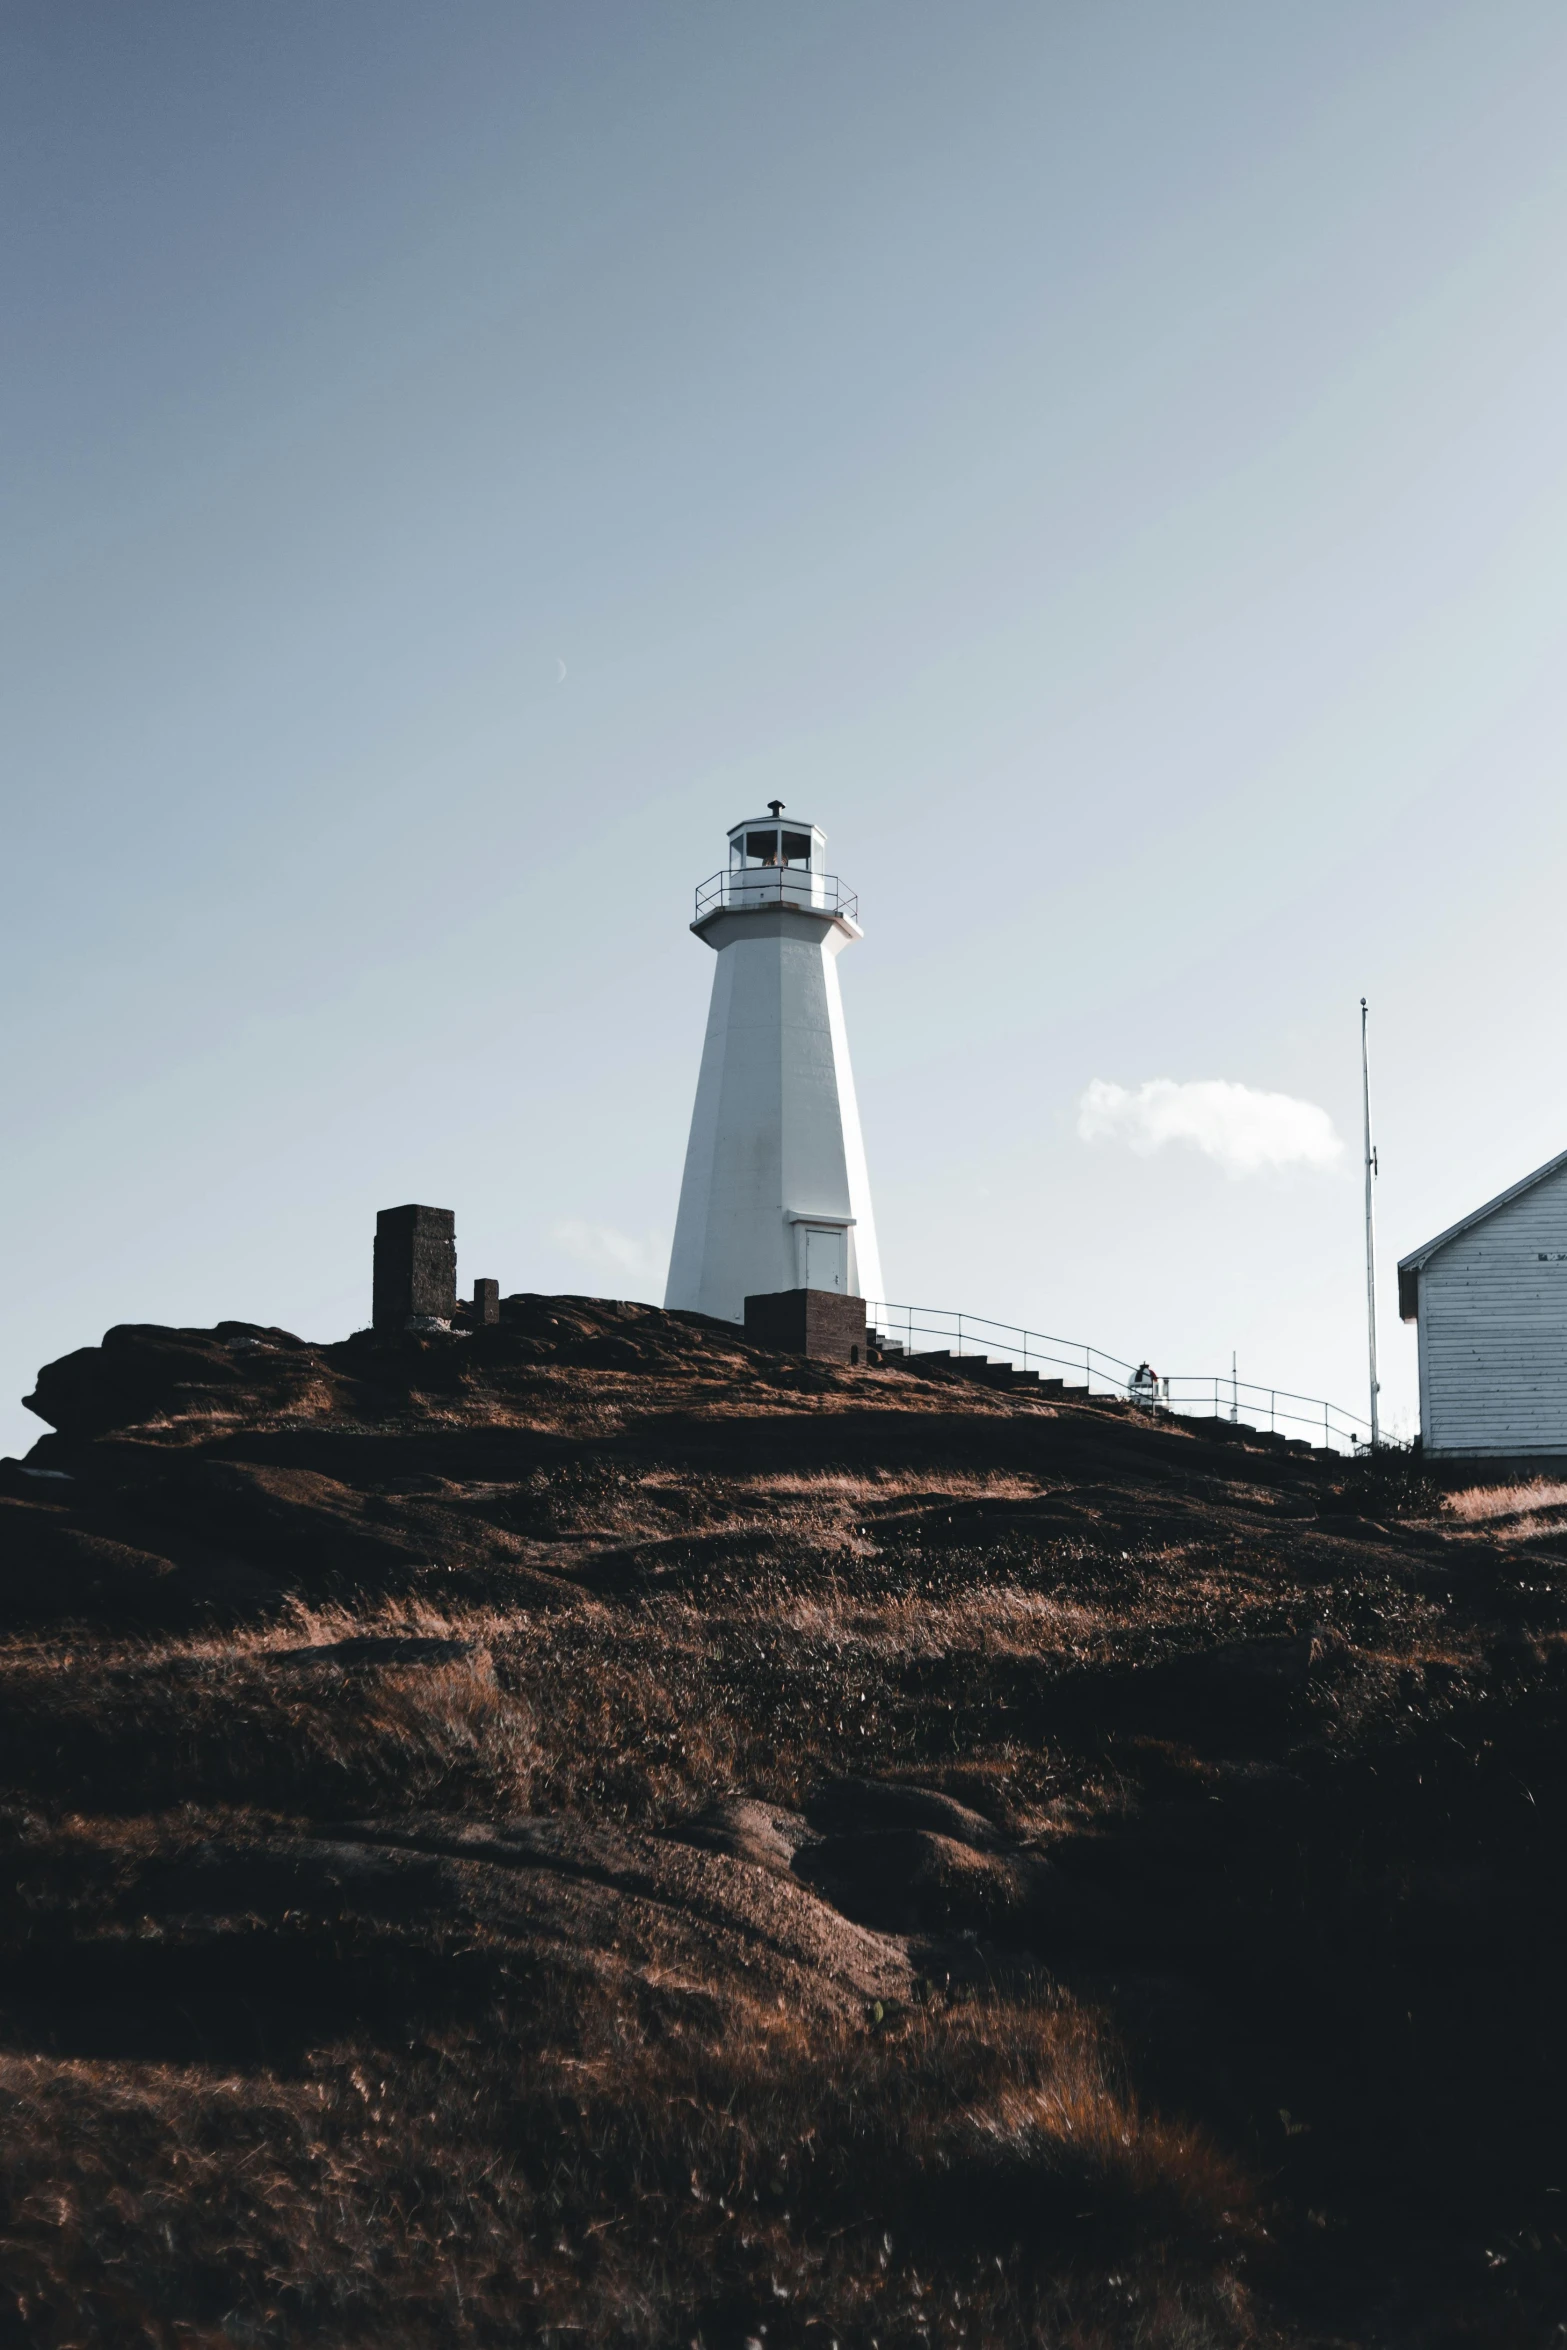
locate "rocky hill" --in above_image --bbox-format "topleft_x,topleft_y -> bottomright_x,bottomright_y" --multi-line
2,1297 -> 1565,2348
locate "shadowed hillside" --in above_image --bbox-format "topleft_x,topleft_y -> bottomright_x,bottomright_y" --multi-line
2,1297 -> 1565,2347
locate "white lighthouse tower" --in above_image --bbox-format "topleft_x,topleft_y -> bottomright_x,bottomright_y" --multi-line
664,805 -> 883,1324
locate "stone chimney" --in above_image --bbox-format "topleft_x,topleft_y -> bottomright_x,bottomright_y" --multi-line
373,1205 -> 457,1331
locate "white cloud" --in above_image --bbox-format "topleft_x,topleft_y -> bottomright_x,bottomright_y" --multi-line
1075,1077 -> 1344,1178
551,1220 -> 669,1285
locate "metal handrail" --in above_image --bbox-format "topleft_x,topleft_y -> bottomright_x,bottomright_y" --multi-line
694,869 -> 859,923
863,1298 -> 1372,1453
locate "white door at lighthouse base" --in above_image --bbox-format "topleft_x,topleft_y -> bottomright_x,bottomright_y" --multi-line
800,1224 -> 847,1293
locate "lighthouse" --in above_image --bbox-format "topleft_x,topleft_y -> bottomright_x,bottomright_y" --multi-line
664,805 -> 883,1324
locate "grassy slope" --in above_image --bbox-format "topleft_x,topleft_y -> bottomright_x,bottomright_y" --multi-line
1,1297 -> 1565,2348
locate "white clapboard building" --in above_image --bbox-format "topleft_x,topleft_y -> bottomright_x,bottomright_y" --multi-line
664,807 -> 883,1325
1399,1147 -> 1567,1462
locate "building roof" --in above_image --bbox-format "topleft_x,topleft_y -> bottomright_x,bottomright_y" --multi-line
1397,1144 -> 1567,1273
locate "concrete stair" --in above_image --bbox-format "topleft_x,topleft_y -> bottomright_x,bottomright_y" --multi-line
873,1340 -> 1343,1455
871,1337 -> 1088,1400
1183,1415 -> 1321,1458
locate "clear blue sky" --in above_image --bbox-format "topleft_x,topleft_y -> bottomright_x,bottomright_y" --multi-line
7,0 -> 1567,1456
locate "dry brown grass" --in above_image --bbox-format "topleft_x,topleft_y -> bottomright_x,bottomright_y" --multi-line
0,1618 -> 540,1822
1444,1480 -> 1567,1544
743,1470 -> 1053,1503
1445,1478 -> 1567,1520
0,1514 -> 1416,1837
770,1583 -> 1105,1648
0,1986 -> 1256,2350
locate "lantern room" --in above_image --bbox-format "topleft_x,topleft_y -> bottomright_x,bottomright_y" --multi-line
726,803 -> 825,875
699,800 -> 843,921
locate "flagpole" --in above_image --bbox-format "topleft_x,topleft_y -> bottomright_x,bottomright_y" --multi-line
1361,997 -> 1380,1448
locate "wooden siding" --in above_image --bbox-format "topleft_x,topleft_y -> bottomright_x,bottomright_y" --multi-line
1420,1160 -> 1567,1455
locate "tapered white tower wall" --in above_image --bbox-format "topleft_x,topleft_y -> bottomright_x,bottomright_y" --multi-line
665,814 -> 882,1324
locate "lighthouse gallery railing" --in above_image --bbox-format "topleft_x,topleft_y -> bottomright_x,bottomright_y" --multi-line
864,1298 -> 1372,1453
694,869 -> 859,923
